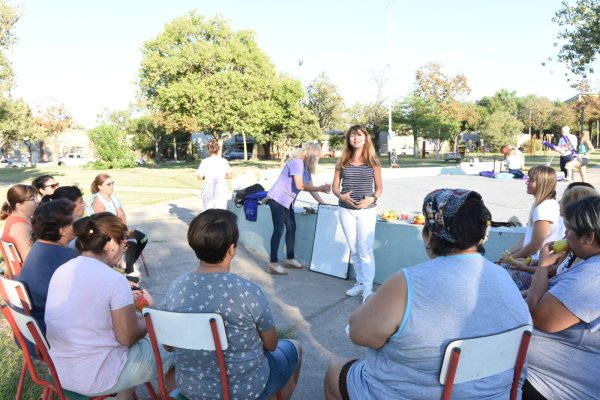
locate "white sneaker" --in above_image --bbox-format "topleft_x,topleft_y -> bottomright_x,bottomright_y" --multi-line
345,283 -> 364,297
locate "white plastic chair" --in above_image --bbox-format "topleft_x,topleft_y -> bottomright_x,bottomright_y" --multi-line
439,324 -> 532,400
143,309 -> 229,400
0,273 -> 32,314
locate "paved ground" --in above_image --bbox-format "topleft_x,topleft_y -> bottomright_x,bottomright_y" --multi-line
129,165 -> 600,399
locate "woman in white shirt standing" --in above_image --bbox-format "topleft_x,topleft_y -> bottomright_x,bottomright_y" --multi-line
197,140 -> 232,210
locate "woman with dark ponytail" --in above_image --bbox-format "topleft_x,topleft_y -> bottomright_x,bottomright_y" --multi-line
44,212 -> 174,398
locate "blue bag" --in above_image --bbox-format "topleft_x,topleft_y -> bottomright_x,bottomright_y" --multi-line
242,191 -> 268,222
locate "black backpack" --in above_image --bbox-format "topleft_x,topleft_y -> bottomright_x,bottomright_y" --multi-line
234,183 -> 265,207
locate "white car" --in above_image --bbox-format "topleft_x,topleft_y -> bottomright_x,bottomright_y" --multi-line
58,154 -> 95,166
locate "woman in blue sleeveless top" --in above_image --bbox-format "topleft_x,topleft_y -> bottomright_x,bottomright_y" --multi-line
324,189 -> 531,400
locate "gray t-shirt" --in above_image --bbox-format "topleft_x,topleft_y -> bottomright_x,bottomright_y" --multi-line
346,253 -> 531,399
527,254 -> 600,400
162,271 -> 275,400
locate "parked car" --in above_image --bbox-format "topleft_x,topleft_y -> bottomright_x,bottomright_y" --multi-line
58,154 -> 95,166
223,149 -> 252,161
135,157 -> 146,165
0,158 -> 26,168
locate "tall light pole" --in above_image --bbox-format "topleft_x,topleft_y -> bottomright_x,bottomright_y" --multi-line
387,0 -> 392,139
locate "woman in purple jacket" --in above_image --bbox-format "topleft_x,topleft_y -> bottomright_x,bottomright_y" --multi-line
266,143 -> 330,275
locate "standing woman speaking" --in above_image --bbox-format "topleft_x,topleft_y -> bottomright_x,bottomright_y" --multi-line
333,125 -> 382,303
266,142 -> 330,275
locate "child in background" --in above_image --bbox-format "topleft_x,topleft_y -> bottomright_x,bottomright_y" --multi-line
505,148 -> 524,179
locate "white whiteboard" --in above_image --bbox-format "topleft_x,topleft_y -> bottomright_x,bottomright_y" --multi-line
309,204 -> 350,279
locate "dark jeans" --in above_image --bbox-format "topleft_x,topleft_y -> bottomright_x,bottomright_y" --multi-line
509,169 -> 524,179
124,229 -> 148,274
268,199 -> 295,263
559,155 -> 571,178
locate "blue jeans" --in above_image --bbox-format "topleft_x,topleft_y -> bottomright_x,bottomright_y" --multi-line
268,199 -> 295,262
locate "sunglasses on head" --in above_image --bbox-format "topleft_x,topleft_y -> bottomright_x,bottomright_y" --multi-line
45,183 -> 60,189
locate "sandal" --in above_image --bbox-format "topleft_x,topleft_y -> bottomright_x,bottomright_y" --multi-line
267,263 -> 288,275
285,259 -> 304,269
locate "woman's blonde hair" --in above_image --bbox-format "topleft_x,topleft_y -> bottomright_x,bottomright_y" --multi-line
338,125 -> 380,169
580,130 -> 591,141
527,165 -> 557,223
290,142 -> 321,174
91,174 -> 111,194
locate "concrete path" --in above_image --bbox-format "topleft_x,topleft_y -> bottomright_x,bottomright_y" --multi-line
129,166 -> 600,399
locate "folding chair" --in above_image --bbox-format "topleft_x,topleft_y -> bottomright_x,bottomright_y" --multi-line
0,274 -> 34,399
1,239 -> 24,279
3,304 -> 159,400
144,309 -> 230,400
439,324 -> 532,400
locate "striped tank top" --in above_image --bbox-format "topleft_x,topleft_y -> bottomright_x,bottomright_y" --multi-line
338,164 -> 375,209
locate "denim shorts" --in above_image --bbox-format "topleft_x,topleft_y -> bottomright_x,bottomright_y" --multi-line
260,339 -> 299,399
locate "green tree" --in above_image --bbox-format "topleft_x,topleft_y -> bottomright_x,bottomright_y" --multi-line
34,102 -> 72,161
88,124 -> 135,168
552,0 -> 600,78
477,89 -> 523,117
413,63 -> 471,153
0,98 -> 41,160
131,114 -> 166,163
393,96 -> 446,156
304,72 -> 345,131
0,0 -> 18,94
480,111 -> 524,150
138,13 -> 276,144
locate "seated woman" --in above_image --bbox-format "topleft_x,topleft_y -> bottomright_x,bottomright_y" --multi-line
500,165 -> 562,290
32,175 -> 59,197
87,174 -> 147,276
1,184 -> 39,262
19,199 -> 79,332
42,186 -> 86,218
325,189 -> 531,400
162,209 -> 302,400
44,212 -> 174,398
523,196 -> 600,399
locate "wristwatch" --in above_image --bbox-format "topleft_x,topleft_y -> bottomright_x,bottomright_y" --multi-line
372,195 -> 378,204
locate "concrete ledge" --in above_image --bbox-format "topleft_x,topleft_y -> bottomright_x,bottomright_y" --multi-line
229,200 -> 525,284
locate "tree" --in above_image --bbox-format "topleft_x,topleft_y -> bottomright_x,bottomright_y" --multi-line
138,13 -> 276,144
131,114 -> 166,164
393,96 -> 446,156
88,124 -> 135,168
34,102 -> 72,161
480,111 -> 524,150
477,89 -> 523,117
0,1 -> 19,94
304,72 -> 345,131
413,63 -> 472,154
552,0 -> 600,78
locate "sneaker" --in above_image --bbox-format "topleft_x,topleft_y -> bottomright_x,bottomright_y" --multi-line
345,283 -> 364,297
267,263 -> 288,275
285,259 -> 304,269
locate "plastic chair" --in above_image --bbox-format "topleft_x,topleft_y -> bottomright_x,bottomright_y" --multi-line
0,274 -> 34,399
439,324 -> 532,400
1,239 -> 23,279
143,309 -> 229,400
2,304 -> 159,400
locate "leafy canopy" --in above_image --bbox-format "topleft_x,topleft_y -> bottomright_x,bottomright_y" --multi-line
138,13 -> 276,138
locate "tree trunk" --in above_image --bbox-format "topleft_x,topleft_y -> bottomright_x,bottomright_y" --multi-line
154,138 -> 161,164
264,142 -> 272,160
52,134 -> 59,163
413,131 -> 419,158
242,132 -> 248,161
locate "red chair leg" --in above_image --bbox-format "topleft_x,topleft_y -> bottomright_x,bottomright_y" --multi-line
140,252 -> 149,276
16,360 -> 26,399
145,383 -> 159,400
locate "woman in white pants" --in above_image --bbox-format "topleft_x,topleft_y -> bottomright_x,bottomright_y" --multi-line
197,140 -> 232,210
332,125 -> 383,303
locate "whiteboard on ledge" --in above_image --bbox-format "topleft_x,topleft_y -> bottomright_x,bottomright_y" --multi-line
310,204 -> 350,279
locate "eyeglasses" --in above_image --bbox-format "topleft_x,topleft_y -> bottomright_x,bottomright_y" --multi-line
104,182 -> 115,187
44,183 -> 60,189
26,196 -> 38,202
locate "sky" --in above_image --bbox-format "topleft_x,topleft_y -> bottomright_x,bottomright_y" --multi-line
9,0 -> 586,129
